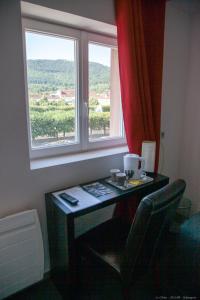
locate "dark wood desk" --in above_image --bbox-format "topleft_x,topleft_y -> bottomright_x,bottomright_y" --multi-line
45,173 -> 169,285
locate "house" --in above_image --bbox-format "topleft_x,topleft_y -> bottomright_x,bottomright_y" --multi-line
0,0 -> 200,298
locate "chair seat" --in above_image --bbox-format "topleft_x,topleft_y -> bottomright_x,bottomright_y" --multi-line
76,217 -> 131,274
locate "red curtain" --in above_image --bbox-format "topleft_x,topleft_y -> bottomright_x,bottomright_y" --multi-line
114,0 -> 166,221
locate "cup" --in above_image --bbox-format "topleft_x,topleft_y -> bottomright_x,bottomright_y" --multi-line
110,169 -> 120,182
116,172 -> 126,186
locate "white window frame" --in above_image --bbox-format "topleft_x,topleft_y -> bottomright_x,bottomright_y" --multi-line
22,18 -> 126,159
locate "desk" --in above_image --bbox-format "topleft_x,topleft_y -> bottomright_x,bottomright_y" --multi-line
45,173 -> 169,284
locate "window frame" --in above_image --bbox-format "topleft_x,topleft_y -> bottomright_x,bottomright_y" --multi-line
22,18 -> 126,159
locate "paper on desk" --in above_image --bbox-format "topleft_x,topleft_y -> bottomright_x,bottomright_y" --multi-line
53,186 -> 101,212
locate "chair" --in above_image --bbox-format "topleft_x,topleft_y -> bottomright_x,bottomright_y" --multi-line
76,179 -> 186,299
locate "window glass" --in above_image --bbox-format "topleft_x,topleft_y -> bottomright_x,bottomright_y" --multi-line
88,43 -> 122,141
25,31 -> 78,149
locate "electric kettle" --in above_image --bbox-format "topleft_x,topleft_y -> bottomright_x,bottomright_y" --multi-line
123,154 -> 145,179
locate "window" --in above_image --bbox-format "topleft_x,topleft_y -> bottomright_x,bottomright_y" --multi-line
23,19 -> 125,159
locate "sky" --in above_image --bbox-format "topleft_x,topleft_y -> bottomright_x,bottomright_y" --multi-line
25,31 -> 111,67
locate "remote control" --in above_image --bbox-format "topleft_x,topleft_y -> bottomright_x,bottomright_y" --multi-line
59,193 -> 79,206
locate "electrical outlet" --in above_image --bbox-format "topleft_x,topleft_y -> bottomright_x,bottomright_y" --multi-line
161,131 -> 165,139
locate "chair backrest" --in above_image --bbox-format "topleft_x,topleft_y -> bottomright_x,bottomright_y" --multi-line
120,179 -> 186,284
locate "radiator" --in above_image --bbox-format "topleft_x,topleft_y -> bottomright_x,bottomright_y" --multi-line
0,209 -> 44,299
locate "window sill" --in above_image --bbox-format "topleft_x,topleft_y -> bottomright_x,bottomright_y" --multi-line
30,145 -> 128,170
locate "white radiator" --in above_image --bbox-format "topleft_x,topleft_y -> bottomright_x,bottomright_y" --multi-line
0,209 -> 44,299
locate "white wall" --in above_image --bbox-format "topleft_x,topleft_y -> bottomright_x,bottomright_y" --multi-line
161,2 -> 200,213
0,0 -> 122,273
25,0 -> 115,25
178,13 -> 200,213
160,2 -> 191,181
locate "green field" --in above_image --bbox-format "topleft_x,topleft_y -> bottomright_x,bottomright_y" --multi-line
30,100 -> 110,142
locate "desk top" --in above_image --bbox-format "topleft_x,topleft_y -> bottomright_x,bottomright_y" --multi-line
46,173 -> 169,218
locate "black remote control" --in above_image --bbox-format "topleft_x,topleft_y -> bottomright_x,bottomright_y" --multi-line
59,193 -> 79,206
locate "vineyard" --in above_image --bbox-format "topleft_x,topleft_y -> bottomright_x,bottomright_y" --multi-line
30,100 -> 110,141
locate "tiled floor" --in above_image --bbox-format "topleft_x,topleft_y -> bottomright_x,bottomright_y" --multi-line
5,272 -> 192,300
3,269 -> 198,300
7,276 -> 157,300
7,280 -> 62,300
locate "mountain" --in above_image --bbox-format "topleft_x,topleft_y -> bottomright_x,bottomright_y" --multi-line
27,59 -> 110,94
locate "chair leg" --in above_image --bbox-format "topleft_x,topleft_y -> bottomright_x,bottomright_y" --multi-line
123,289 -> 130,300
155,261 -> 161,290
122,284 -> 131,300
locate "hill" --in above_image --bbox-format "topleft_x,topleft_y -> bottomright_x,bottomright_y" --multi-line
27,59 -> 110,94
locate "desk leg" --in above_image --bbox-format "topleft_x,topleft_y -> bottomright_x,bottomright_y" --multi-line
48,209 -> 77,298
66,215 -> 77,286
